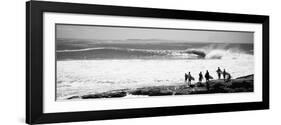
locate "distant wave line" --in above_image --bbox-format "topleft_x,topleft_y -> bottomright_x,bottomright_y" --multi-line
56,47 -> 253,60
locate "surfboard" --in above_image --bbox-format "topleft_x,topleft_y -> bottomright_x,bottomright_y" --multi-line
209,75 -> 214,79
225,72 -> 231,79
190,76 -> 195,80
187,75 -> 195,80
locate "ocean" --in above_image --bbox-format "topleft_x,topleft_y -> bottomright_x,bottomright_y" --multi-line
56,39 -> 254,100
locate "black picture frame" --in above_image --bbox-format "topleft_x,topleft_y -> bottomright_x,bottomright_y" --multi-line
26,1 -> 269,124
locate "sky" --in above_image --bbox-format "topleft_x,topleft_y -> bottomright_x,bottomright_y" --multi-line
56,24 -> 253,43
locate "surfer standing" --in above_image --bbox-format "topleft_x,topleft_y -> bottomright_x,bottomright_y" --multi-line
205,70 -> 210,82
222,69 -> 232,82
187,72 -> 193,86
216,67 -> 222,79
199,72 -> 203,83
223,69 -> 226,81
205,70 -> 210,90
184,73 -> 188,82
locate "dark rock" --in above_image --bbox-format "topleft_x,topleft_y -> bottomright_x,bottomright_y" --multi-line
81,91 -> 127,99
67,96 -> 80,100
76,74 -> 254,99
130,87 -> 173,96
236,74 -> 254,80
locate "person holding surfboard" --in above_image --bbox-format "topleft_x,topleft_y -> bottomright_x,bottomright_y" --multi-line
205,70 -> 210,82
205,70 -> 210,90
187,72 -> 194,86
184,73 -> 188,82
223,69 -> 226,81
199,72 -> 203,83
216,67 -> 222,79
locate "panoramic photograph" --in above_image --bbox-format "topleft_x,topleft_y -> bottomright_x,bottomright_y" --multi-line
55,24 -> 254,101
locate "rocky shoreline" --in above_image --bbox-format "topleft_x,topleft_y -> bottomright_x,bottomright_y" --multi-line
66,74 -> 254,100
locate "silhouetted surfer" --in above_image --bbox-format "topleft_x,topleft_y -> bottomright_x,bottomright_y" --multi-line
205,70 -> 210,82
216,67 -> 222,79
223,69 -> 226,81
184,73 -> 188,82
187,72 -> 194,86
222,69 -> 233,82
199,72 -> 203,83
205,70 -> 210,90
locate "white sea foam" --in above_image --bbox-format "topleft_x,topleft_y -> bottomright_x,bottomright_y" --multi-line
56,57 -> 254,100
205,49 -> 253,59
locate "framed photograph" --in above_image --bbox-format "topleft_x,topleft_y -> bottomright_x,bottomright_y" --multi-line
26,1 -> 269,124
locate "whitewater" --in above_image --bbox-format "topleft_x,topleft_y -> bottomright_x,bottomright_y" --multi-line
56,49 -> 254,100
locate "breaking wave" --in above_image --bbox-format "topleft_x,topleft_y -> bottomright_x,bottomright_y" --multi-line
56,46 -> 253,60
